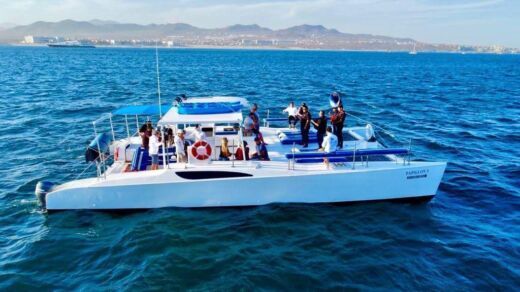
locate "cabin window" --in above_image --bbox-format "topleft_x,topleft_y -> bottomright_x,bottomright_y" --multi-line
175,171 -> 252,180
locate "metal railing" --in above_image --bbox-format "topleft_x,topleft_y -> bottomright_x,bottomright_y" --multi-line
287,141 -> 413,171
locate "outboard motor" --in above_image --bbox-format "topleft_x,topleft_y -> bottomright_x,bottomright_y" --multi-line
35,181 -> 54,209
85,132 -> 112,163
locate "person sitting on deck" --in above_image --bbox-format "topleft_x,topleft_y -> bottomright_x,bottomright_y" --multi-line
235,141 -> 250,161
219,137 -> 232,161
174,129 -> 187,163
253,128 -> 266,144
283,101 -> 298,128
321,126 -> 338,169
149,130 -> 162,170
251,137 -> 270,161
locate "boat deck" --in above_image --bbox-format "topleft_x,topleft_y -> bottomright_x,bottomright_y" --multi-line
106,125 -> 403,177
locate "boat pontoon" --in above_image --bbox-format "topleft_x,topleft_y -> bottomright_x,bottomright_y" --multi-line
35,96 -> 446,211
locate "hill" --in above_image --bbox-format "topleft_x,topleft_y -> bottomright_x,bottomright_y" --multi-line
0,19 -> 514,53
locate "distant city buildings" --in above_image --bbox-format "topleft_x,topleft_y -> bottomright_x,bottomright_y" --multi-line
23,35 -> 64,44
19,35 -> 518,54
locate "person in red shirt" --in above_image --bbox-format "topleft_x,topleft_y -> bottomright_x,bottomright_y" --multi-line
330,106 -> 345,149
235,141 -> 250,161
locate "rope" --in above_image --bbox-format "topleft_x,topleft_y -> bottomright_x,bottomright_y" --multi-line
345,111 -> 396,139
74,161 -> 95,180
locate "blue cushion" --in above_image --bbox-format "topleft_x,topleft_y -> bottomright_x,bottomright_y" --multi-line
285,148 -> 409,159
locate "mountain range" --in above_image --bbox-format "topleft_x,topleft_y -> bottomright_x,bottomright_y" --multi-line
0,19 -> 514,53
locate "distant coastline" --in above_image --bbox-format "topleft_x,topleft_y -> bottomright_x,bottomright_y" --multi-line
1,19 -> 517,54
5,43 -> 518,55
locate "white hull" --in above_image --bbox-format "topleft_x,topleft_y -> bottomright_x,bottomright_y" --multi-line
45,161 -> 446,210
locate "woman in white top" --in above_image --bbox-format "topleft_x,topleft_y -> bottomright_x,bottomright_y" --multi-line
282,101 -> 298,128
321,126 -> 338,168
149,130 -> 162,170
243,114 -> 254,136
174,129 -> 187,163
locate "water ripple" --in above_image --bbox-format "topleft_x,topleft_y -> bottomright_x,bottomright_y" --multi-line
0,47 -> 518,289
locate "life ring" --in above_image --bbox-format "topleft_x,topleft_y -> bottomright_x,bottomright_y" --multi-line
114,147 -> 119,160
191,140 -> 212,160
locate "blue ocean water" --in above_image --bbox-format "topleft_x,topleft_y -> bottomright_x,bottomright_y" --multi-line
0,46 -> 519,290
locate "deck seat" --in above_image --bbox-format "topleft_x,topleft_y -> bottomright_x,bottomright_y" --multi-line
280,137 -> 318,145
285,148 -> 409,160
131,147 -> 150,171
131,147 -> 177,171
295,157 -> 349,163
215,131 -> 238,135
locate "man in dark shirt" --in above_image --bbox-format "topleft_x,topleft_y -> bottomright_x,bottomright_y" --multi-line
336,105 -> 346,149
250,103 -> 260,132
311,110 -> 327,148
299,106 -> 311,148
331,106 -> 345,149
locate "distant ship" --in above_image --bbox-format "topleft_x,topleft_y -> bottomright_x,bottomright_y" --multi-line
48,41 -> 95,48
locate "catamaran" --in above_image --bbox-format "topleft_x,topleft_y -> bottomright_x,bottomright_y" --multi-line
35,94 -> 446,211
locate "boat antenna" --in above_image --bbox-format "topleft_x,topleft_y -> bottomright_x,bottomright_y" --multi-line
155,40 -> 162,117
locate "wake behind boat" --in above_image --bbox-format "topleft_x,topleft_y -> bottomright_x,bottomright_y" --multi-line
35,95 -> 446,211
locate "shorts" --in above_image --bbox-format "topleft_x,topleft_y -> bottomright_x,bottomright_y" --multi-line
176,153 -> 187,163
151,154 -> 159,164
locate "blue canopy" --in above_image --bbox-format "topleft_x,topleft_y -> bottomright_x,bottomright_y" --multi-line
112,104 -> 172,116
177,102 -> 243,115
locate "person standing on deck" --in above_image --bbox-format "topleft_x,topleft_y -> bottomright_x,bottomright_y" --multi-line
299,105 -> 312,148
321,126 -> 338,169
250,103 -> 260,132
165,128 -> 174,147
139,122 -> 151,150
311,110 -> 327,148
331,106 -> 344,149
149,130 -> 162,170
243,113 -> 254,136
189,124 -> 206,141
336,104 -> 346,149
283,102 -> 298,128
174,129 -> 187,163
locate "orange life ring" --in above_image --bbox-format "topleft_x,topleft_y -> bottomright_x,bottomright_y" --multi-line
114,147 -> 119,160
191,140 -> 212,160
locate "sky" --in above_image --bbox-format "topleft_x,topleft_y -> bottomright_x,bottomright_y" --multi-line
0,0 -> 519,47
